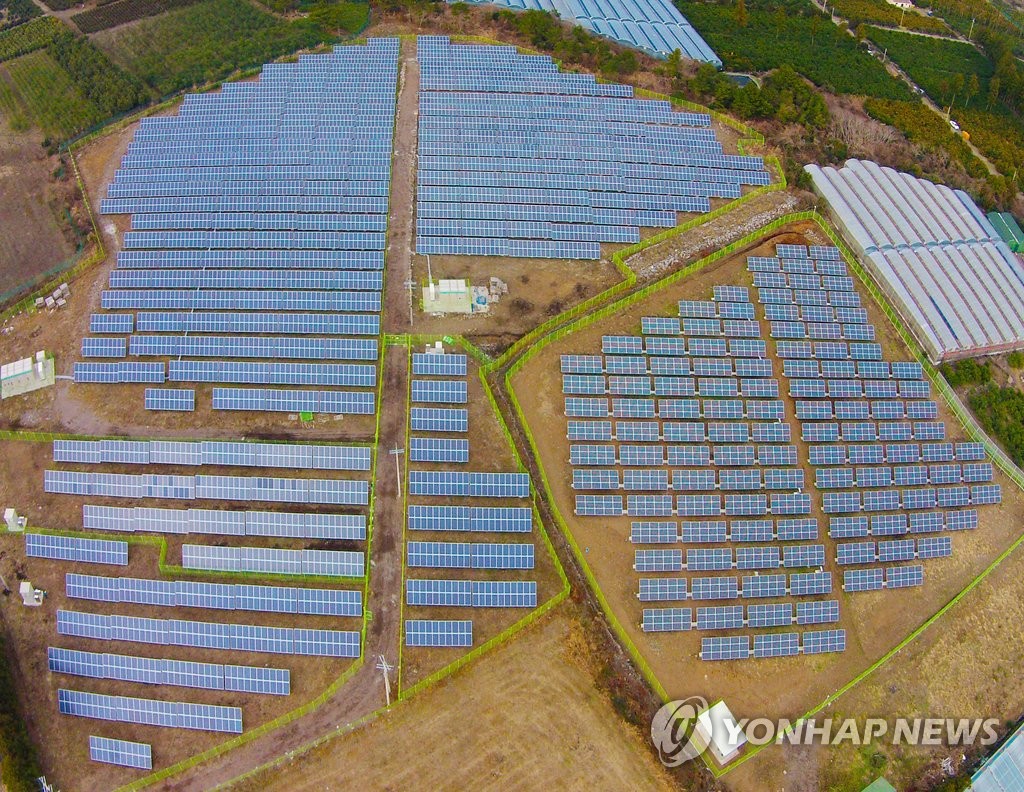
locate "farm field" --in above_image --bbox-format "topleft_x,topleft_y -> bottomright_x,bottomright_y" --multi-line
92,0 -> 354,95
235,608 -> 679,792
1,50 -> 105,140
826,0 -> 948,33
510,219 -> 1024,748
676,0 -> 913,100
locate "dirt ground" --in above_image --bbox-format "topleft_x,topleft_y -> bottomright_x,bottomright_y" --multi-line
511,221 -> 1024,785
234,607 -> 677,792
0,118 -> 78,301
399,345 -> 566,690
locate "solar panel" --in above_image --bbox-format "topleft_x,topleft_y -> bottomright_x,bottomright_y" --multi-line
801,629 -> 846,655
405,620 -> 472,647
60,689 -> 242,733
700,635 -> 750,660
89,736 -> 152,770
26,534 -> 127,566
642,608 -> 692,632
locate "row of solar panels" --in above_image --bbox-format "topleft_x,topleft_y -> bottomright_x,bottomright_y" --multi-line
420,203 -> 673,227
570,442 -> 796,464
101,291 -> 382,312
829,510 -> 977,537
562,375 -> 780,397
565,397 -> 785,420
85,335 -> 379,360
835,536 -> 952,565
844,565 -> 925,592
795,400 -> 937,421
144,388 -> 194,412
782,359 -> 923,379
405,619 -> 472,648
67,572 -> 361,616
54,439 -> 370,471
416,185 -> 711,213
122,231 -> 387,250
809,442 -> 985,465
407,542 -> 534,570
815,463 -> 993,488
629,518 -> 818,544
407,471 -> 529,498
598,336 -> 766,356
561,354 -> 773,377
181,545 -> 364,577
116,249 -> 384,269
568,420 -> 791,443
759,287 -> 863,309
44,470 -> 370,505
406,579 -> 537,608
89,735 -> 152,770
406,505 -> 532,533
571,467 -> 805,491
575,493 -> 811,516
57,610 -> 361,657
643,601 -> 839,632
700,630 -> 846,660
765,304 -> 868,325
771,322 -> 875,341
821,485 -> 1001,513
27,533 -> 127,566
107,270 -> 384,290
416,238 -> 600,259
50,648 -> 289,695
634,544 -> 825,571
419,172 -> 743,198
153,360 -> 375,387
638,571 -> 832,601
212,388 -> 374,415
789,377 -> 929,399
417,219 -> 642,244
60,689 -> 242,734
419,157 -> 757,185
799,422 -> 946,443
410,437 -> 470,464
754,272 -> 855,292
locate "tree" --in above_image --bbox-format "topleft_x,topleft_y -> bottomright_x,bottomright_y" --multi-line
950,72 -> 965,105
735,0 -> 747,28
964,73 -> 979,107
988,76 -> 1001,109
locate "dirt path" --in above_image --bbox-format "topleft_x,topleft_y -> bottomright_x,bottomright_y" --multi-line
384,39 -> 419,333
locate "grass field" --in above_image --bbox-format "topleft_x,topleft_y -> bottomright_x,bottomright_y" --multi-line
92,0 -> 348,95
510,220 -> 1024,770
677,0 -> 913,100
1,50 -> 105,139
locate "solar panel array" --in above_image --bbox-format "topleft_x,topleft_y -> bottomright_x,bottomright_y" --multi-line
87,39 -> 399,412
415,37 -> 768,260
51,647 -> 290,695
89,735 -> 152,770
563,284 -> 844,659
751,244 -> 999,599
450,0 -> 720,65
54,439 -> 370,471
57,610 -> 361,657
404,346 -> 537,649
67,573 -> 362,616
60,689 -> 242,733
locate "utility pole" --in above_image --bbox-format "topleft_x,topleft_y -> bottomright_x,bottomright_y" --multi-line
376,655 -> 395,706
389,446 -> 405,498
968,16 -> 975,39
900,5 -> 906,27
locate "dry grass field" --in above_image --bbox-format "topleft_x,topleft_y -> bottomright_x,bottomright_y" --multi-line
510,221 -> 1024,770
235,607 -> 678,792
